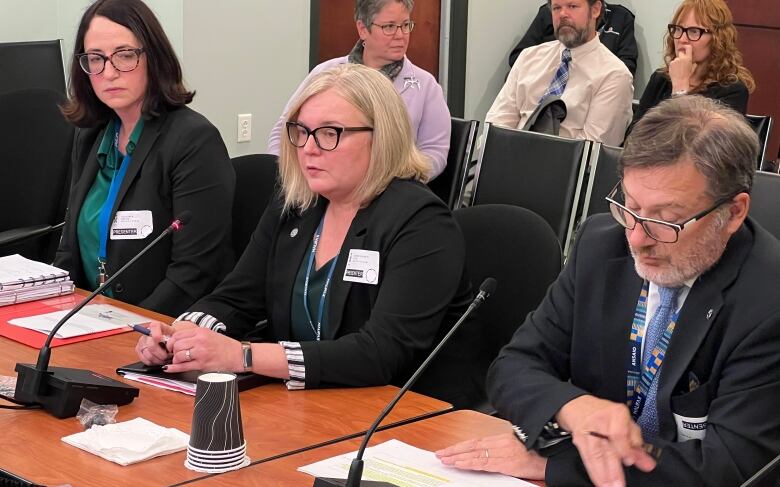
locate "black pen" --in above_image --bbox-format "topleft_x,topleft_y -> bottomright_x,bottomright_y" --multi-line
586,431 -> 663,460
127,324 -> 169,350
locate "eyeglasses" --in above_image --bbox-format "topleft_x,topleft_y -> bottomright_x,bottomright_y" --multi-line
286,122 -> 373,151
371,20 -> 415,36
605,182 -> 737,243
667,24 -> 712,41
76,48 -> 145,75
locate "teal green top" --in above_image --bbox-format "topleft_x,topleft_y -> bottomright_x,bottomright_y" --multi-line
290,252 -> 334,341
76,118 -> 145,290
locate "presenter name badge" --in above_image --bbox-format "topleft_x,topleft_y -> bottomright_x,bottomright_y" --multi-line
673,413 -> 708,441
110,210 -> 154,240
343,249 -> 379,285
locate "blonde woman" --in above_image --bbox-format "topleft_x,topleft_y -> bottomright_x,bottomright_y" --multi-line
136,64 -> 473,402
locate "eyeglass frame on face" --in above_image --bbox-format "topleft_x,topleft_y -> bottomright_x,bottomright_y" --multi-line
76,47 -> 145,75
286,122 -> 373,151
371,20 -> 415,36
605,181 -> 740,243
667,23 -> 712,42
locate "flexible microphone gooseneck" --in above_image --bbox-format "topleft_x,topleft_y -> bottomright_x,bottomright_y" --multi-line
13,212 -> 192,418
314,277 -> 497,487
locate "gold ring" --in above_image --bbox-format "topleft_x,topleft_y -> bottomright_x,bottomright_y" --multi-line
185,349 -> 192,362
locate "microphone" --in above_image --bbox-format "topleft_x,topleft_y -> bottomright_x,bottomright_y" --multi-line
314,277 -> 497,487
13,212 -> 192,418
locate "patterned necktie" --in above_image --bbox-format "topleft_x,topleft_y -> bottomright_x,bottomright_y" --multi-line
539,48 -> 572,103
637,285 -> 682,440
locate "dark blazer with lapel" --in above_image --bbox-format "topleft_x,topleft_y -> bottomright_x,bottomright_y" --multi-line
488,214 -> 780,486
188,178 -> 474,394
54,106 -> 235,317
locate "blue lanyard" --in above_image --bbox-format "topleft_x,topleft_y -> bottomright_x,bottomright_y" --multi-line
97,122 -> 133,281
626,281 -> 680,419
303,216 -> 340,341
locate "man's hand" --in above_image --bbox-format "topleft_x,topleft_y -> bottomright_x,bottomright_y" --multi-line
557,395 -> 657,487
435,432 -> 547,480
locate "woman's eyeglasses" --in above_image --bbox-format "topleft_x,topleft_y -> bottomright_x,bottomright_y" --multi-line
76,48 -> 145,75
286,122 -> 373,151
667,24 -> 711,41
371,21 -> 415,36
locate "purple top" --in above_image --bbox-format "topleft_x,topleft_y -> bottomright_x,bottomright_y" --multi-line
267,56 -> 451,179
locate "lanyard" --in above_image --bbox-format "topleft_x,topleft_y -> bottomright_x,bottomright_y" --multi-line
626,281 -> 680,419
303,216 -> 340,341
97,121 -> 133,284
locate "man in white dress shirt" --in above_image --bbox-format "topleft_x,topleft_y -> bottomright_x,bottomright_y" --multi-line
487,0 -> 633,146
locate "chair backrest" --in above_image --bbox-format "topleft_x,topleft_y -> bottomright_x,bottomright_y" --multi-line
581,142 -> 623,218
231,154 -> 279,259
747,114 -> 773,168
749,170 -> 780,240
428,117 -> 478,209
471,123 -> 589,254
0,88 -> 74,261
450,204 -> 562,409
0,40 -> 67,96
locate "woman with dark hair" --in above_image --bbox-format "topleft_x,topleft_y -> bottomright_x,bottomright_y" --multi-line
55,0 -> 235,316
629,0 -> 754,133
267,0 -> 450,180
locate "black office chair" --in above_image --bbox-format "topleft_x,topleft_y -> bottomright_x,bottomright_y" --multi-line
428,117 -> 478,209
749,171 -> 780,240
231,154 -> 279,259
747,114 -> 773,169
581,143 -> 623,217
420,204 -> 562,411
471,123 -> 589,255
0,88 -> 74,262
0,40 -> 67,96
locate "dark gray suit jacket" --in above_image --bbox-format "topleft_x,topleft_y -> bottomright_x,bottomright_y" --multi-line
488,214 -> 780,486
54,106 -> 235,317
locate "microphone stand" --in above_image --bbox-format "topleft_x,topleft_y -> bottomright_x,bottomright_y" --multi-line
314,278 -> 497,487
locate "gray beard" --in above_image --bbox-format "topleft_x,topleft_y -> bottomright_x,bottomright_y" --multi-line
555,24 -> 589,49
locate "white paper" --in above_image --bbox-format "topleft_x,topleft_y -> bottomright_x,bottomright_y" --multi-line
0,280 -> 74,306
8,304 -> 149,338
298,439 -> 536,487
62,417 -> 189,466
120,372 -> 196,396
0,254 -> 69,290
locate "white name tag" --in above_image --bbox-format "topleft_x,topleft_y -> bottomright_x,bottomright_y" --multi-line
343,249 -> 380,285
110,210 -> 153,240
673,413 -> 708,441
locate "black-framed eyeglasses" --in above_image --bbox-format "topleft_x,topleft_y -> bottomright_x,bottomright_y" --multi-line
371,20 -> 415,35
605,182 -> 738,243
286,122 -> 373,151
76,48 -> 145,75
667,24 -> 712,41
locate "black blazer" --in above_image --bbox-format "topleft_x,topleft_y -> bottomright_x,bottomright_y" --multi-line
629,71 -> 750,134
54,106 -> 235,317
188,178 -> 474,397
488,214 -> 780,486
509,2 -> 638,76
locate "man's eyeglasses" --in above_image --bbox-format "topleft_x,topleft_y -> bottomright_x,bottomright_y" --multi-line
76,48 -> 145,75
605,182 -> 738,243
667,24 -> 711,41
371,20 -> 415,36
286,122 -> 373,151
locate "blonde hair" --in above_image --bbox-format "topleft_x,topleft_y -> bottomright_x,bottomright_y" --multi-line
661,0 -> 755,93
279,63 -> 429,212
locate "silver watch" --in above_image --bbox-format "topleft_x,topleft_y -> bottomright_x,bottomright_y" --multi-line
241,341 -> 253,372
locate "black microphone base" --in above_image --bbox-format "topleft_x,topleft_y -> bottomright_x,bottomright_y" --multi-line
313,478 -> 396,486
14,363 -> 139,418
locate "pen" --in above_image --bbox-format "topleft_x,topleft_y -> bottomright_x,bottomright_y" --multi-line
586,431 -> 663,460
127,324 -> 169,350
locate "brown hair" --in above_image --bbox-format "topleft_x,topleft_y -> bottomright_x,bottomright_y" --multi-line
661,0 -> 755,93
61,0 -> 194,127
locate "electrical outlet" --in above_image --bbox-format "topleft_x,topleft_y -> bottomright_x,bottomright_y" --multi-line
237,113 -> 252,143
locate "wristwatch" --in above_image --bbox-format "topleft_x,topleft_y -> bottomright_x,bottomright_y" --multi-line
240,341 -> 253,372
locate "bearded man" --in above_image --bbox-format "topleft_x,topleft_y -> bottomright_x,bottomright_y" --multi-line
486,0 -> 633,146
438,96 -> 780,486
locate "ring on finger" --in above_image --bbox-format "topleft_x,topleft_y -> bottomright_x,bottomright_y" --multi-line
484,449 -> 490,459
185,349 -> 192,362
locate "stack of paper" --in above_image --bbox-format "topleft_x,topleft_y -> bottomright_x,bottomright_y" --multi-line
0,254 -> 74,306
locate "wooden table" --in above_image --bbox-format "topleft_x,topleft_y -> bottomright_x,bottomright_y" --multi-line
192,410 -> 546,486
0,293 -> 451,486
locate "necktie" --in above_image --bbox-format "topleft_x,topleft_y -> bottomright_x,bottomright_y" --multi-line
539,48 -> 572,103
637,285 -> 682,439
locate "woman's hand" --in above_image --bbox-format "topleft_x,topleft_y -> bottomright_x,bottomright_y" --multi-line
669,45 -> 697,93
435,433 -> 547,480
162,326 -> 243,373
135,320 -> 180,365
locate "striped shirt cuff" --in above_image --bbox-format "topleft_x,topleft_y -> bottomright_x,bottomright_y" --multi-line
175,311 -> 227,334
280,341 -> 306,390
